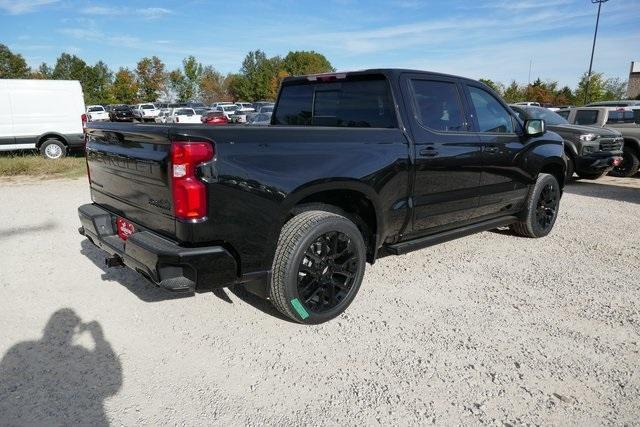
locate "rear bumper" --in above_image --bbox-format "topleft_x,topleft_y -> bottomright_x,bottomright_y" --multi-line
78,203 -> 238,292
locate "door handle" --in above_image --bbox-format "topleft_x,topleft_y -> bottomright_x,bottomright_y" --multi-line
485,145 -> 499,154
419,147 -> 439,157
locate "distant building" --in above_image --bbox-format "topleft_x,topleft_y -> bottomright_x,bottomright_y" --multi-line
628,61 -> 640,99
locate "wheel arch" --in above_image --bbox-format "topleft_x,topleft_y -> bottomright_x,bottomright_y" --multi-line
36,132 -> 69,148
540,160 -> 566,189
284,181 -> 382,263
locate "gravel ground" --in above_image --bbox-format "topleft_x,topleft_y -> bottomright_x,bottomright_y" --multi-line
0,176 -> 638,425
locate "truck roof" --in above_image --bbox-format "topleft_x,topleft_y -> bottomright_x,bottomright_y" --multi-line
281,68 -> 480,85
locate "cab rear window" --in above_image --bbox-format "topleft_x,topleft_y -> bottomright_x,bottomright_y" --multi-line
574,110 -> 599,125
273,75 -> 397,128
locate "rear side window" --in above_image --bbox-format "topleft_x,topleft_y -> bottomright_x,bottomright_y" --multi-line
574,110 -> 599,125
468,86 -> 514,133
606,110 -> 636,124
273,76 -> 397,128
410,80 -> 466,132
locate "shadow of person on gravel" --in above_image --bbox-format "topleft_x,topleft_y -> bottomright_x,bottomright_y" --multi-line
0,309 -> 122,426
80,240 -> 191,303
0,220 -> 58,239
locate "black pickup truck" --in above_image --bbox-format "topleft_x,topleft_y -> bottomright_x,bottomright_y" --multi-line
78,69 -> 565,324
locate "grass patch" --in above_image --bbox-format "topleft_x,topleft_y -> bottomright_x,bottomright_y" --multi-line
0,153 -> 86,178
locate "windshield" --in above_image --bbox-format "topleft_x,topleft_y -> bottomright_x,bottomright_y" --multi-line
222,105 -> 238,111
115,106 -> 129,111
175,108 -> 195,116
141,104 -> 155,109
88,107 -> 104,112
522,107 -> 568,125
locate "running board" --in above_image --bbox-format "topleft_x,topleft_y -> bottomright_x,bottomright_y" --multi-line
385,216 -> 518,256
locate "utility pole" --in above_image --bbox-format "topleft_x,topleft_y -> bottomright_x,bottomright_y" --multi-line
584,0 -> 609,104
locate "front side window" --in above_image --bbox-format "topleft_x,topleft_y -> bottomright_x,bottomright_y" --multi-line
575,110 -> 599,125
273,75 -> 396,128
468,86 -> 514,133
410,80 -> 466,132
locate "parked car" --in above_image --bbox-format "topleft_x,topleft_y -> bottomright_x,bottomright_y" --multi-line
247,112 -> 272,125
108,105 -> 134,122
231,110 -> 249,123
587,100 -> 640,108
252,101 -> 274,112
211,102 -> 234,109
166,108 -> 201,124
201,111 -> 229,125
0,79 -> 85,159
246,105 -> 274,122
80,69 -> 566,324
235,102 -> 255,111
132,103 -> 160,122
510,105 -> 623,180
86,105 -> 109,122
154,109 -> 171,124
215,104 -> 239,120
513,101 -> 541,107
563,107 -> 640,177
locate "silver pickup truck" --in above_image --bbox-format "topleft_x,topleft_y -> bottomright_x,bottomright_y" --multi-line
563,107 -> 640,177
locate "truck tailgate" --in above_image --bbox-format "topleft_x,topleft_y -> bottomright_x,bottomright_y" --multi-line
85,126 -> 176,238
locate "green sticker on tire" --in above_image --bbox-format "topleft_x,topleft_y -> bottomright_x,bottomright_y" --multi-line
290,298 -> 309,320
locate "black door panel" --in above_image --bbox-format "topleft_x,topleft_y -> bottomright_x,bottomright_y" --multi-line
401,74 -> 482,237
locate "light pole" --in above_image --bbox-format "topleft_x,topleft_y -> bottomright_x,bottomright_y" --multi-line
584,0 -> 609,104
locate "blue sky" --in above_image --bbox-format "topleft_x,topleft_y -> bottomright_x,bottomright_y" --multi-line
1,0 -> 639,88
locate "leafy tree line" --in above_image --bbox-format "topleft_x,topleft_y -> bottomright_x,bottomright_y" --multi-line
3,43 -> 634,105
0,44 -> 333,105
479,73 -> 631,106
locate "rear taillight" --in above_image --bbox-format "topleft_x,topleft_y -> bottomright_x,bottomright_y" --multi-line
170,141 -> 214,220
81,113 -> 87,129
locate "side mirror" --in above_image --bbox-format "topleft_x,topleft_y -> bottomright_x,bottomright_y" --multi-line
524,119 -> 545,137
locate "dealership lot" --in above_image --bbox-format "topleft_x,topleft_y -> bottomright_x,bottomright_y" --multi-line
0,176 -> 638,425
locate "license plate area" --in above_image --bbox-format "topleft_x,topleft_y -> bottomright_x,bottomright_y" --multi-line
116,217 -> 135,240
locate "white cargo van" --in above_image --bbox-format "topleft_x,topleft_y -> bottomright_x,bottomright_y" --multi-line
0,79 -> 86,159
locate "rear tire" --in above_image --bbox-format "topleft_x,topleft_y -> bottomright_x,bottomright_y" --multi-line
39,139 -> 67,160
511,173 -> 560,238
609,147 -> 639,177
270,211 -> 366,324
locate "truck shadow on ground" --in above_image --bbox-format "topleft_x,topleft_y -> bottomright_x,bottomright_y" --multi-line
79,240 -> 295,321
80,240 -> 191,303
0,308 -> 121,426
564,180 -> 640,204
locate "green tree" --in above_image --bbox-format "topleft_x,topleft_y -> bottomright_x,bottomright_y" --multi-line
30,62 -> 52,79
51,53 -> 107,104
168,69 -> 189,102
575,71 -> 606,105
282,50 -> 334,76
182,55 -> 203,100
479,78 -> 503,95
112,68 -> 139,104
0,44 -> 30,78
136,56 -> 166,101
198,66 -> 228,104
603,77 -> 627,100
86,61 -> 114,105
502,80 -> 524,103
237,50 -> 283,101
556,86 -> 575,105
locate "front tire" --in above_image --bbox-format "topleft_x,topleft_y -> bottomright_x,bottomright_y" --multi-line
39,139 -> 67,159
270,211 -> 366,324
511,173 -> 560,238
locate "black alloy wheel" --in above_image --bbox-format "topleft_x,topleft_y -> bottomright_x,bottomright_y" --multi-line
535,182 -> 559,231
297,231 -> 358,314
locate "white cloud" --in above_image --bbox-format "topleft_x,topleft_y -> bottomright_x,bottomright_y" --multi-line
138,7 -> 171,20
0,0 -> 59,14
80,5 -> 172,20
